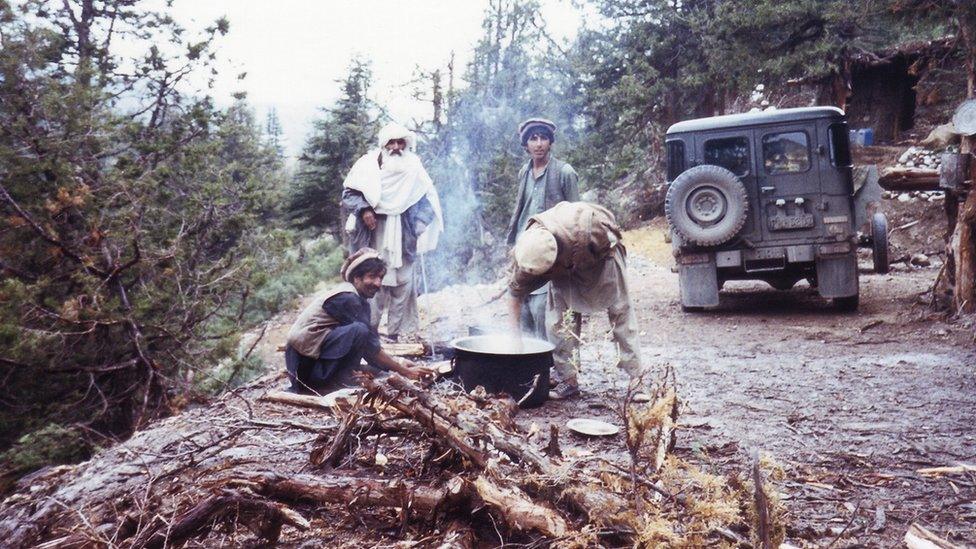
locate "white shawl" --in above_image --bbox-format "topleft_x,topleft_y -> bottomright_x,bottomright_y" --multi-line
343,149 -> 443,272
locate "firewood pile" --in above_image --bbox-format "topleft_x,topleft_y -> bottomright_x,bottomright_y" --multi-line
0,368 -> 786,547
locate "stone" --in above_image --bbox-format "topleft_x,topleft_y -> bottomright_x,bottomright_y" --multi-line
910,253 -> 931,267
921,122 -> 959,149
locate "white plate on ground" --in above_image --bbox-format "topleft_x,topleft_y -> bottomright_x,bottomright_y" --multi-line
566,418 -> 620,437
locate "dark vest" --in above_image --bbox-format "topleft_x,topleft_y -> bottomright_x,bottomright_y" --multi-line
506,157 -> 568,245
287,282 -> 358,357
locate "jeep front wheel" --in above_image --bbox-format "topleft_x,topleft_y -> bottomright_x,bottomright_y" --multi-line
666,165 -> 749,247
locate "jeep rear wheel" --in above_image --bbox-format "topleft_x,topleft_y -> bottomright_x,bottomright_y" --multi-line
871,212 -> 889,274
666,165 -> 749,247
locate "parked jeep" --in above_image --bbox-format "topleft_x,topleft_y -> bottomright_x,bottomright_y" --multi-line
664,107 -> 887,311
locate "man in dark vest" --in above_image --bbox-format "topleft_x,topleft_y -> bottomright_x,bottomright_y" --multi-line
505,118 -> 580,339
284,248 -> 433,394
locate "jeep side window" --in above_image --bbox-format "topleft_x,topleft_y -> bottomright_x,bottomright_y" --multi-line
762,131 -> 810,174
828,123 -> 852,167
703,137 -> 750,176
666,140 -> 685,181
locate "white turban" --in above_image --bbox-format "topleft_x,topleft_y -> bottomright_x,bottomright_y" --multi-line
377,122 -> 416,152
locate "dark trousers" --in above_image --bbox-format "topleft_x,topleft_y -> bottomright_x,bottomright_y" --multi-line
284,322 -> 383,394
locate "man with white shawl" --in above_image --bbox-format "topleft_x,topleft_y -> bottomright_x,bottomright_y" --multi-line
341,122 -> 443,340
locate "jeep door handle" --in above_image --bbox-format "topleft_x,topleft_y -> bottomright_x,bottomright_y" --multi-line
760,186 -> 776,194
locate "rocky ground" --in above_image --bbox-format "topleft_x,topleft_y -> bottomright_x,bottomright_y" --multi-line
1,194 -> 973,548
408,192 -> 975,546
415,198 -> 975,547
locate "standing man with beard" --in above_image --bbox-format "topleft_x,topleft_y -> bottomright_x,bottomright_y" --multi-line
342,122 -> 443,341
506,118 -> 580,340
284,249 -> 433,394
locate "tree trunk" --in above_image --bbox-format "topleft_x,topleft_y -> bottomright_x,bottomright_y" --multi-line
951,6 -> 976,312
953,168 -> 976,312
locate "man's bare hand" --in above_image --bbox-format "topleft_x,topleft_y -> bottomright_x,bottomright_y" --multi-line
361,209 -> 377,231
400,360 -> 436,382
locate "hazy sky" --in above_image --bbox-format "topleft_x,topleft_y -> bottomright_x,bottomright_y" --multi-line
169,1 -> 583,159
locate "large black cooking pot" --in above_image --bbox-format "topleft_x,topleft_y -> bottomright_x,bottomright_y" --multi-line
451,335 -> 553,408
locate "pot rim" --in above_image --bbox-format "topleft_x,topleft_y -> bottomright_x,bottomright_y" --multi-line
450,334 -> 554,355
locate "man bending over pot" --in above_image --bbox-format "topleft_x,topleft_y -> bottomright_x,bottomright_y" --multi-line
284,248 -> 434,394
508,201 -> 645,400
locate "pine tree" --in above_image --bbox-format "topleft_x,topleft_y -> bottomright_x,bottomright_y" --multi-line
265,106 -> 285,159
288,58 -> 378,233
0,1 -> 287,472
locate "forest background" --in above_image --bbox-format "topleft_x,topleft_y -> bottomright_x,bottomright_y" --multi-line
0,0 -> 971,484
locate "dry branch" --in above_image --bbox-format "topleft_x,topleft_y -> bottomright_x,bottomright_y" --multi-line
752,449 -> 773,549
131,490 -> 308,549
259,390 -> 335,411
362,375 -> 490,469
384,342 -> 428,357
917,464 -> 976,476
904,523 -> 963,549
310,408 -> 361,468
472,475 -> 570,537
249,472 -> 460,515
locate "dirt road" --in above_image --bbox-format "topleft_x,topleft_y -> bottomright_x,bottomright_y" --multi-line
425,220 -> 976,547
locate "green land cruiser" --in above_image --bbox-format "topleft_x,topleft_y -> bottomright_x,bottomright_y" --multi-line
664,106 -> 888,311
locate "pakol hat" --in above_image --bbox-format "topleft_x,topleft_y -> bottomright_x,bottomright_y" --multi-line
513,226 -> 557,276
518,118 -> 556,146
341,248 -> 383,282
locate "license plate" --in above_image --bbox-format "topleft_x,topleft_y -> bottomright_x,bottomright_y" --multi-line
769,214 -> 815,230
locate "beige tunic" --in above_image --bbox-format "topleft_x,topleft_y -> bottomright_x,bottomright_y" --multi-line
287,282 -> 357,357
508,201 -> 642,384
509,201 -> 625,313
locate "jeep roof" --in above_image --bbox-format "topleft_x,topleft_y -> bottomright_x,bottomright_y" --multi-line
666,106 -> 845,134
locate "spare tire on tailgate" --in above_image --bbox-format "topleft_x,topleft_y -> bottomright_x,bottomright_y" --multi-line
665,165 -> 749,246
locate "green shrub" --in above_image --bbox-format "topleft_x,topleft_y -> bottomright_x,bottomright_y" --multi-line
0,424 -> 93,475
244,236 -> 344,324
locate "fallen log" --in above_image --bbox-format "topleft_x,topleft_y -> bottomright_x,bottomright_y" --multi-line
250,472 -> 461,515
472,475 -> 570,537
260,390 -> 334,411
248,472 -> 571,538
879,167 -> 941,191
131,491 -> 308,549
384,342 -> 427,357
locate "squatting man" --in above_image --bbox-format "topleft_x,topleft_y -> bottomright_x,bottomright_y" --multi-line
507,201 -> 646,400
284,249 -> 434,394
342,123 -> 443,341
